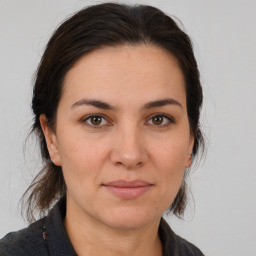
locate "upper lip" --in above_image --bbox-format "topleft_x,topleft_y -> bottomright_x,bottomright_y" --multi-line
103,179 -> 152,188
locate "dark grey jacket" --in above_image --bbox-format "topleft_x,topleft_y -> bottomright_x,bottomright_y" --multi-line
0,198 -> 204,255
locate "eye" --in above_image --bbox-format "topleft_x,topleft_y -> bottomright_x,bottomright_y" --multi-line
146,114 -> 174,127
82,115 -> 108,127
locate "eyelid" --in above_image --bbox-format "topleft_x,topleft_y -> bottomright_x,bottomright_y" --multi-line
146,113 -> 175,126
80,113 -> 175,128
81,114 -> 111,128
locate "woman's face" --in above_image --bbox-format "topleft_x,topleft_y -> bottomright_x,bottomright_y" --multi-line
42,45 -> 193,229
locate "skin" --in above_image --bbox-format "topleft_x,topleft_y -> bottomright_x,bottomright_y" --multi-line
40,45 -> 194,256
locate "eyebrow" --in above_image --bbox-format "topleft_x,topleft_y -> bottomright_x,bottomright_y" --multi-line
71,98 -> 182,110
71,99 -> 116,110
144,98 -> 182,109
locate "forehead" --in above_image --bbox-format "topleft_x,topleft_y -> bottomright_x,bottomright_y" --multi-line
61,45 -> 186,108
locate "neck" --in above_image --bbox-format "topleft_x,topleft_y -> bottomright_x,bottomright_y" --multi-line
64,200 -> 162,256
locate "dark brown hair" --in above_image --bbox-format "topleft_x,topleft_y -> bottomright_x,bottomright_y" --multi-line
22,2 -> 204,222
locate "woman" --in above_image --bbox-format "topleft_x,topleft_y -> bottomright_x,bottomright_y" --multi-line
0,3 -> 205,256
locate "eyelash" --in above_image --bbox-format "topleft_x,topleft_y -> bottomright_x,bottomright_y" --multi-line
81,114 -> 110,128
146,113 -> 175,127
81,113 -> 174,128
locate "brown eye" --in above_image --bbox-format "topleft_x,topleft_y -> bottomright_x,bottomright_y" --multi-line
147,114 -> 174,127
83,115 -> 108,127
90,116 -> 102,125
152,116 -> 164,125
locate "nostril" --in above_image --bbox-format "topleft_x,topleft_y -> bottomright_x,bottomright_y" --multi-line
116,161 -> 123,166
114,160 -> 144,169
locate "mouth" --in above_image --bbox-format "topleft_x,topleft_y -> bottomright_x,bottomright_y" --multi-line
102,180 -> 153,199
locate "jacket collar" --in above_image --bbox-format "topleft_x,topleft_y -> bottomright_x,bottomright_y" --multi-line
44,197 -> 176,256
44,197 -> 77,256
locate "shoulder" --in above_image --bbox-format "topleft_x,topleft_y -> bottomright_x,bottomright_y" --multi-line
175,235 -> 204,256
0,217 -> 48,256
159,218 -> 204,256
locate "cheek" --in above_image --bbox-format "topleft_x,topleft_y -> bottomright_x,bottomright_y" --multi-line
159,151 -> 186,195
56,131 -> 110,189
58,124 -> 107,163
151,137 -> 189,173
150,136 -> 189,199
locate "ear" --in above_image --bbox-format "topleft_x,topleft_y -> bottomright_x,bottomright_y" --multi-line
185,135 -> 194,168
39,114 -> 61,166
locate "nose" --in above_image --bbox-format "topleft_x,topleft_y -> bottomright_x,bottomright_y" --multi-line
110,126 -> 148,169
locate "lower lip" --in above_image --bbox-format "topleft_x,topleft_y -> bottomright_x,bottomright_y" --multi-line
104,185 -> 151,199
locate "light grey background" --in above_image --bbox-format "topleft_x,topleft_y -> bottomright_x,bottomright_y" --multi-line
0,0 -> 255,255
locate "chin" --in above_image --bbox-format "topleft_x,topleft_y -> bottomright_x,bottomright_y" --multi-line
101,207 -> 159,230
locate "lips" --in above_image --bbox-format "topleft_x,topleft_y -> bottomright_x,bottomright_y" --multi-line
103,180 -> 152,199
